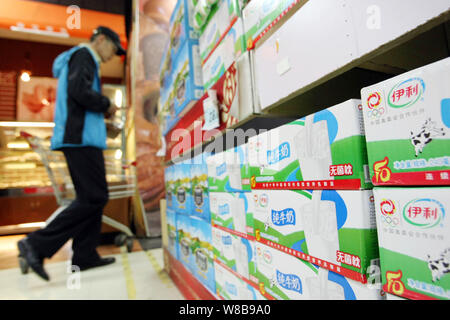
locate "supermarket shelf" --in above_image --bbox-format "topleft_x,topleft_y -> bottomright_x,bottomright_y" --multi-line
163,247 -> 218,300
260,8 -> 450,117
165,111 -> 295,164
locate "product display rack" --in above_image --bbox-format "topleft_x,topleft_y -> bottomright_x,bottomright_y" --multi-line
159,0 -> 450,300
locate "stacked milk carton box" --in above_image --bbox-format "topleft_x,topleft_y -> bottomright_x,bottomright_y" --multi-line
247,99 -> 383,298
164,157 -> 216,293
207,143 -> 252,235
201,10 -> 246,90
206,144 -> 262,298
361,57 -> 450,300
159,0 -> 204,135
254,242 -> 384,300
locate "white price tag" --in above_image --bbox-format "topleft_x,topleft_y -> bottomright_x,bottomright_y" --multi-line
202,90 -> 220,131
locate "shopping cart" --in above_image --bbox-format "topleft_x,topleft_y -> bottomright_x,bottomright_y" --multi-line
18,130 -> 138,273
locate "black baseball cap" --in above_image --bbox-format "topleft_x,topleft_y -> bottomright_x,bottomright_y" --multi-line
93,26 -> 126,56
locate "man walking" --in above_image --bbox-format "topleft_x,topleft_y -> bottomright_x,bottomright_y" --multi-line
18,26 -> 126,281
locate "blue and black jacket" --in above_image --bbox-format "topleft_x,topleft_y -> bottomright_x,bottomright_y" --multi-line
51,45 -> 110,150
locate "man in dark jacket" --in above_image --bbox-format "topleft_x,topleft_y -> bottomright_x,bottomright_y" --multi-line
18,26 -> 126,281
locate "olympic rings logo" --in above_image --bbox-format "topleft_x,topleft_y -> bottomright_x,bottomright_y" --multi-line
367,92 -> 385,118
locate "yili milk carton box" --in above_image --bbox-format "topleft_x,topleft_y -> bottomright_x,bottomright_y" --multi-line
199,0 -> 241,62
212,226 -> 258,283
210,192 -> 252,234
373,187 -> 450,300
176,212 -> 194,272
242,0 -> 298,49
360,57 -> 450,186
248,99 -> 371,190
173,161 -> 193,215
206,144 -> 251,193
255,243 -> 383,300
202,17 -> 246,90
252,189 -> 379,281
166,208 -> 178,259
214,261 -> 264,300
190,153 -> 211,222
190,216 -> 216,292
255,242 -> 317,300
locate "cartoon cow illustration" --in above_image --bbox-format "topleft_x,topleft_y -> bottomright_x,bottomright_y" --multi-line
410,118 -> 445,157
427,248 -> 450,282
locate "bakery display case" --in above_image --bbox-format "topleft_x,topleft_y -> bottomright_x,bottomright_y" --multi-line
0,84 -> 132,235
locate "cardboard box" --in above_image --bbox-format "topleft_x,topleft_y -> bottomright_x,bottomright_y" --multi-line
169,0 -> 199,60
214,260 -> 265,300
190,216 -> 216,292
173,160 -> 193,215
242,0 -> 297,49
202,17 -> 246,90
176,212 -> 194,272
212,226 -> 258,283
209,192 -> 250,234
171,39 -> 204,117
360,57 -> 450,186
249,99 -> 371,189
255,242 -> 384,300
373,187 -> 450,300
207,144 -> 251,193
190,153 -> 211,222
164,165 -> 175,210
166,208 -> 178,259
199,0 -> 240,63
252,189 -> 379,279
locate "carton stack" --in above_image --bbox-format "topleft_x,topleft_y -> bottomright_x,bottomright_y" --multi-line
206,144 -> 265,299
159,0 -> 204,135
361,57 -> 450,300
247,99 -> 384,300
164,155 -> 216,293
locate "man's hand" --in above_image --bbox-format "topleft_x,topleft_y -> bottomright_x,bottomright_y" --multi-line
104,104 -> 119,119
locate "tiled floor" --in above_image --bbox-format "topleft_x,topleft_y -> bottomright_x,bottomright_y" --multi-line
0,235 -> 185,300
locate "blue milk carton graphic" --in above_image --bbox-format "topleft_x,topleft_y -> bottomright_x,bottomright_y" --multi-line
176,212 -> 194,272
190,153 -> 211,222
305,267 -> 384,300
173,160 -> 193,215
166,208 -> 178,259
171,38 -> 204,117
165,165 -> 175,211
190,216 -> 216,292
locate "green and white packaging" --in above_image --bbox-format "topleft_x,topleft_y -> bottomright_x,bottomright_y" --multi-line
360,57 -> 450,186
248,99 -> 371,189
206,144 -> 251,193
242,0 -> 296,49
214,260 -> 265,300
255,242 -> 384,300
252,189 -> 379,278
202,17 -> 246,90
212,226 -> 258,283
373,187 -> 450,300
255,242 -> 317,300
199,0 -> 240,62
210,191 -> 250,234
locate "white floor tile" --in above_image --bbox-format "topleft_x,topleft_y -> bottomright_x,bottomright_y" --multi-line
0,249 -> 185,300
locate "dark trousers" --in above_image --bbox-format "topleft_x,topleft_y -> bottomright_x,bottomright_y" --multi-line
27,147 -> 109,265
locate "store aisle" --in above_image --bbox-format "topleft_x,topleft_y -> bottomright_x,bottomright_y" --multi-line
0,236 -> 185,300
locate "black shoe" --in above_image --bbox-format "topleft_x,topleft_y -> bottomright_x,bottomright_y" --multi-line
17,238 -> 49,281
75,257 -> 116,271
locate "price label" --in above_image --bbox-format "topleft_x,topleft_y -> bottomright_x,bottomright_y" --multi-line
202,91 -> 220,131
